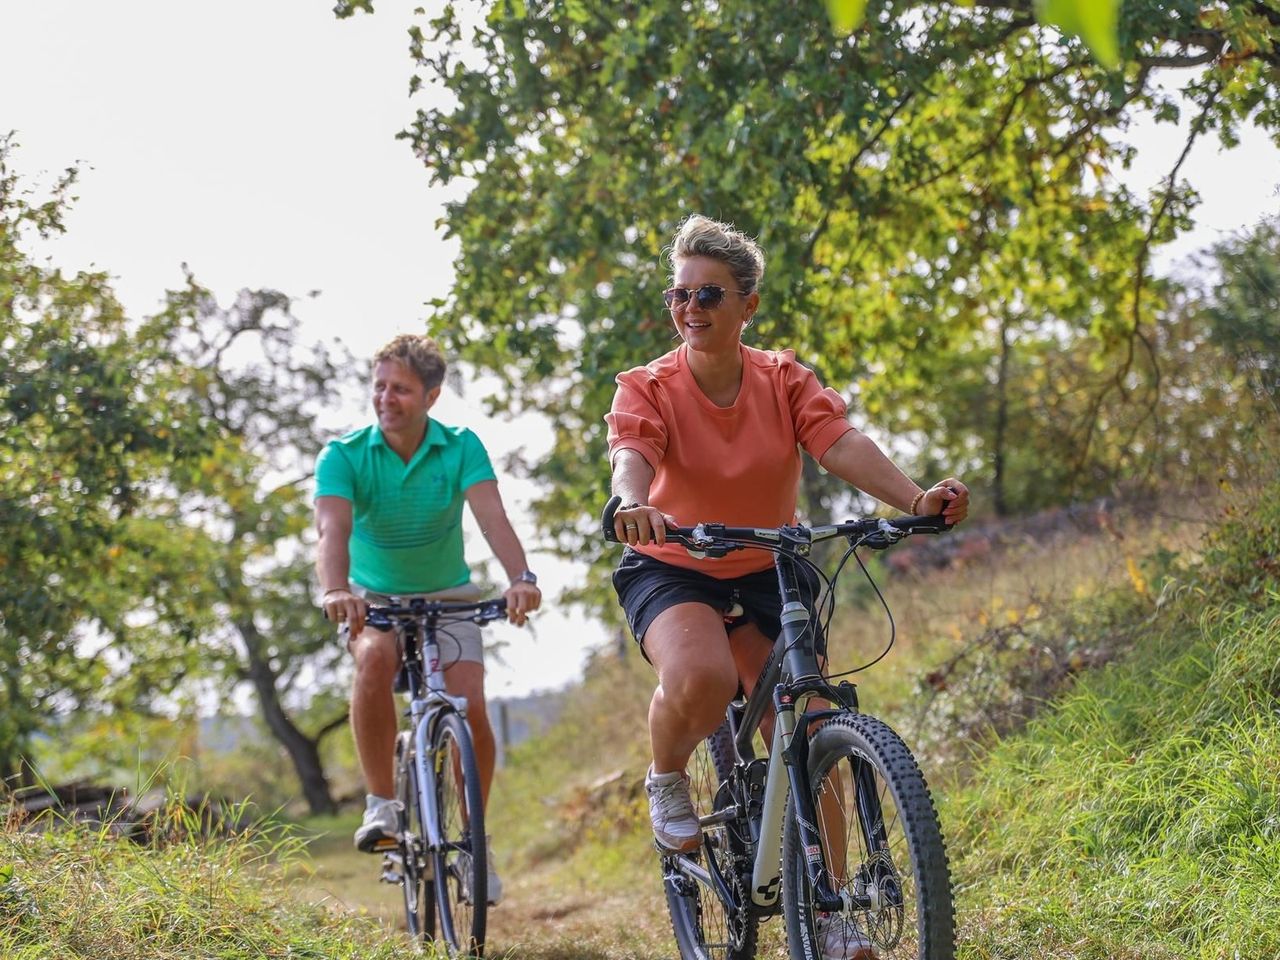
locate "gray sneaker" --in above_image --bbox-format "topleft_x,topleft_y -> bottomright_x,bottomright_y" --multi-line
645,766 -> 701,853
459,837 -> 503,905
485,838 -> 504,905
354,794 -> 401,853
816,914 -> 876,960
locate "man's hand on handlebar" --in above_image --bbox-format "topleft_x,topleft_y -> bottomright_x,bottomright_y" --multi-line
613,503 -> 679,547
323,588 -> 369,637
503,581 -> 541,627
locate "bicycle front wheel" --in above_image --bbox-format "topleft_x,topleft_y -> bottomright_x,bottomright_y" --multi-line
431,710 -> 487,957
663,719 -> 758,960
782,714 -> 955,960
395,731 -> 434,940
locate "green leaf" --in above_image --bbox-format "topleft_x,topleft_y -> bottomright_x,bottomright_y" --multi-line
826,0 -> 868,35
1036,0 -> 1121,68
0,863 -> 13,885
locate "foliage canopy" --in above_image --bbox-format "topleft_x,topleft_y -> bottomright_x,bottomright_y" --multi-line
336,0 -> 1280,611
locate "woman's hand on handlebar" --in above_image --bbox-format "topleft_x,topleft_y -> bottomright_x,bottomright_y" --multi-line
614,503 -> 679,547
323,588 -> 369,637
919,478 -> 970,525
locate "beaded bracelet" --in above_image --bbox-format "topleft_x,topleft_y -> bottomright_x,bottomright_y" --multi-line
909,490 -> 926,515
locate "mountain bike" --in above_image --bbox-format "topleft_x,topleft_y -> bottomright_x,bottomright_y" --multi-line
602,496 -> 956,960
362,597 -> 507,958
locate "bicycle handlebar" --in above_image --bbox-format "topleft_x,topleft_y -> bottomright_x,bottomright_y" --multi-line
362,598 -> 508,631
601,495 -> 951,556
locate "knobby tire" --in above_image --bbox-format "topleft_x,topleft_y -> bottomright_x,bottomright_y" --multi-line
781,714 -> 955,960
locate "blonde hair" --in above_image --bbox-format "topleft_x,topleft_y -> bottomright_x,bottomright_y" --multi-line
668,214 -> 766,294
372,334 -> 446,391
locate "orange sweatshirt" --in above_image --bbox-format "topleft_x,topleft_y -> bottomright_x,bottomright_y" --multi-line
605,343 -> 853,578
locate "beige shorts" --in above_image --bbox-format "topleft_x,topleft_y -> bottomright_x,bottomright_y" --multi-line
349,581 -> 486,666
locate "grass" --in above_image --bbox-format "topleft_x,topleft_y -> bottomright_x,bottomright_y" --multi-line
949,488 -> 1280,958
0,802 -> 415,959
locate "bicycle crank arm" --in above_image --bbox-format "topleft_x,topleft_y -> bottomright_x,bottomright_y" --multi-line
698,804 -> 743,829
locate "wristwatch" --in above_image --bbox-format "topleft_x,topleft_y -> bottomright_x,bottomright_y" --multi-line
514,570 -> 538,586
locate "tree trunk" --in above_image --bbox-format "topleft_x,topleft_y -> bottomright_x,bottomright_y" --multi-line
234,615 -> 338,815
993,314 -> 1012,517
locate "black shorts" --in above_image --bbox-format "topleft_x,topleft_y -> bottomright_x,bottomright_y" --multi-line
611,549 -> 825,661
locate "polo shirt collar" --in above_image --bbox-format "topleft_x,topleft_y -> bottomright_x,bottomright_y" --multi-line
371,419 -> 447,467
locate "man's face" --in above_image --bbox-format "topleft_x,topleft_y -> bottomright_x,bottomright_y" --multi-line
372,359 -> 439,433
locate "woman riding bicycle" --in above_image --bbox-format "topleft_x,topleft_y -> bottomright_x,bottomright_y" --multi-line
606,214 -> 969,960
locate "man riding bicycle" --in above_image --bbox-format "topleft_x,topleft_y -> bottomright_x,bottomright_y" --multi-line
314,333 -> 541,905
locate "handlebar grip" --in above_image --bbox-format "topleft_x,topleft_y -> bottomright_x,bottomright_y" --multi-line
602,495 -> 622,543
910,513 -> 950,534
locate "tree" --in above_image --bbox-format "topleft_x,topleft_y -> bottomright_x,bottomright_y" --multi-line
0,137 -> 218,784
1205,214 -> 1280,405
147,276 -> 359,815
2,139 -> 356,812
338,0 -> 1276,596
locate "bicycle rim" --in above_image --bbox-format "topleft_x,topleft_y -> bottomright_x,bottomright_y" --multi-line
782,714 -> 955,960
664,720 -> 758,960
432,711 -> 487,957
395,732 -> 433,940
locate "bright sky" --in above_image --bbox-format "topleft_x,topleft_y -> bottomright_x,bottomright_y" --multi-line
3,2 -> 1278,698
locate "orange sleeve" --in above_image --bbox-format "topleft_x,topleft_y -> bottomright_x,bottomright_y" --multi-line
782,353 -> 853,461
605,369 -> 668,471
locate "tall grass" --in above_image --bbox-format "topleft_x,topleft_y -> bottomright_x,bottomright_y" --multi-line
0,799 -> 415,959
951,487 -> 1280,958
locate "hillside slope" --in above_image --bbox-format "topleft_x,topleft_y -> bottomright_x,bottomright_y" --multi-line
952,488 -> 1280,958
473,488 -> 1277,958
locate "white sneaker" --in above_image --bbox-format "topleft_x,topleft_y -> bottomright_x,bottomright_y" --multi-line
816,914 -> 876,960
645,766 -> 701,853
354,794 -> 401,853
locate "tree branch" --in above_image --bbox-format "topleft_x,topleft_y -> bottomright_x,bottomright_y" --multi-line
315,710 -> 351,744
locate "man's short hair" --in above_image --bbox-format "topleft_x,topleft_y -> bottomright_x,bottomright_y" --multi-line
372,334 -> 447,391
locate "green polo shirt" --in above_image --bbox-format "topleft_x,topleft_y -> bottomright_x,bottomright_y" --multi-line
314,420 -> 497,594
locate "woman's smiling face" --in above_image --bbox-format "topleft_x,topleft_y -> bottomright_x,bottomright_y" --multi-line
668,255 -> 757,357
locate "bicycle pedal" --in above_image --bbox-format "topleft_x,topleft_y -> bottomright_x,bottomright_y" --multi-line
379,868 -> 403,884
371,837 -> 399,852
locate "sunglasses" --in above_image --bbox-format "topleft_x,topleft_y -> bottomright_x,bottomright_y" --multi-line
662,284 -> 749,310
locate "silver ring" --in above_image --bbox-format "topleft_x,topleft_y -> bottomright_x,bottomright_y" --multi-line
625,522 -> 638,530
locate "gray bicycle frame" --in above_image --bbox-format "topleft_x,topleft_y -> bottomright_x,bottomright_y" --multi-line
667,521 -> 882,916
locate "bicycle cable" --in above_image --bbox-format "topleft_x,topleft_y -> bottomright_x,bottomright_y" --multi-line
823,536 -> 898,680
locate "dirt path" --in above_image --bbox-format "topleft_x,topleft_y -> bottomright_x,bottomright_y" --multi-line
298,829 -> 792,959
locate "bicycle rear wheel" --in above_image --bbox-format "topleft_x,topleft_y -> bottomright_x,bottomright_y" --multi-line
664,719 -> 759,960
432,710 -> 487,957
782,714 -> 954,960
394,731 -> 434,940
